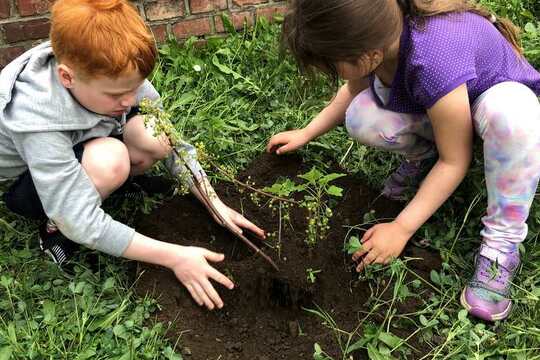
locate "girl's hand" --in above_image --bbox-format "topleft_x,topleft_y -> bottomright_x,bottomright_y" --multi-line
170,245 -> 234,310
351,221 -> 413,271
211,199 -> 266,240
266,129 -> 311,155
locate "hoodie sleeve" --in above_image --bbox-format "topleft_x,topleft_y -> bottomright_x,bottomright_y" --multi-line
10,130 -> 135,256
137,81 -> 207,185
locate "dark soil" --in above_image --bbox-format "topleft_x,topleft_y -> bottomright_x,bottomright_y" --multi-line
135,153 -> 442,360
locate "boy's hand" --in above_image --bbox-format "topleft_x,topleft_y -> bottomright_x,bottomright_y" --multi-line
351,221 -> 412,271
266,129 -> 311,155
211,199 -> 266,240
171,246 -> 234,310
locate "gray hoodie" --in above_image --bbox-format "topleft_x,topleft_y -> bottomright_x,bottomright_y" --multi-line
0,41 -> 201,256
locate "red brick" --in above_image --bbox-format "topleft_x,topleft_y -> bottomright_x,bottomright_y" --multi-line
144,0 -> 183,21
151,24 -> 167,43
0,46 -> 25,68
232,0 -> 267,6
0,0 -> 10,18
17,0 -> 53,16
189,0 -> 227,14
256,5 -> 286,22
3,19 -> 50,44
172,18 -> 211,38
214,11 -> 253,33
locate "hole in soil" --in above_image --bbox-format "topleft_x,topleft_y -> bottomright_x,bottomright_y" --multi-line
257,275 -> 315,309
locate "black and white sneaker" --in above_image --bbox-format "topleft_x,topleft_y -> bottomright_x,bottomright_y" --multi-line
131,174 -> 176,197
38,220 -> 79,267
110,175 -> 176,201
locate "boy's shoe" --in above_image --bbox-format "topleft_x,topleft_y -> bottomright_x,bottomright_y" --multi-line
131,174 -> 176,197
111,175 -> 176,201
110,178 -> 145,202
381,158 -> 435,201
460,251 -> 520,321
38,221 -> 79,268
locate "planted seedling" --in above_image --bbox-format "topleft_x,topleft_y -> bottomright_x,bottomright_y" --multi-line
264,167 -> 345,247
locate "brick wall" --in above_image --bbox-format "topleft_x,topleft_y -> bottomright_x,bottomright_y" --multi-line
0,0 -> 287,68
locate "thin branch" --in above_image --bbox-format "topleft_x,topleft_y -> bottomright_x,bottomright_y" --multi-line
174,149 -> 280,271
206,158 -> 299,205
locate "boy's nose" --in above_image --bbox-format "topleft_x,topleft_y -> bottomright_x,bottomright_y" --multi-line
120,93 -> 136,107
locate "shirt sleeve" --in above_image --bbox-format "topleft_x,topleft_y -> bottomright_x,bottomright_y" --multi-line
136,79 -> 161,106
10,130 -> 135,256
137,80 -> 207,186
406,18 -> 478,109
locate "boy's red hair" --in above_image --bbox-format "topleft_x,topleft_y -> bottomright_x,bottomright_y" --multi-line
50,0 -> 157,79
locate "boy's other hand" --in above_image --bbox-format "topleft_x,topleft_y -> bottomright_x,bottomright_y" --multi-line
171,246 -> 234,310
266,129 -> 311,155
211,199 -> 266,240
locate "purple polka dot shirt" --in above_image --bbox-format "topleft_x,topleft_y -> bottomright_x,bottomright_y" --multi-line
371,12 -> 540,113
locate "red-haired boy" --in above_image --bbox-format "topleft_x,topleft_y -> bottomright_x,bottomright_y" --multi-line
0,0 -> 264,310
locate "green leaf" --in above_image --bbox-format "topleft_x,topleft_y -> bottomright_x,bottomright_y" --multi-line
367,343 -> 387,360
113,324 -> 129,340
212,55 -> 241,79
0,346 -> 12,360
0,276 -> 13,288
313,343 -> 330,360
102,277 -> 115,292
263,178 -> 300,197
430,270 -> 441,285
75,348 -> 97,360
299,167 -> 323,184
114,353 -> 131,360
378,331 -> 403,349
320,173 -> 346,185
345,336 -> 370,354
326,185 -> 343,197
163,346 -> 183,360
346,236 -> 363,254
458,309 -> 469,322
169,93 -> 196,112
220,13 -> 237,34
42,300 -> 56,324
524,22 -> 537,34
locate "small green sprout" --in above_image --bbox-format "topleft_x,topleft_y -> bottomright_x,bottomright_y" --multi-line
306,268 -> 322,284
345,235 -> 363,255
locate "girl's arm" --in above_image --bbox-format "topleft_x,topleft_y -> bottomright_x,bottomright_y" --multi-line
267,78 -> 369,154
396,83 -> 473,233
353,83 -> 473,269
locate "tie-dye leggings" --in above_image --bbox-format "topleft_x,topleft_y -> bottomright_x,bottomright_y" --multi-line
345,81 -> 540,262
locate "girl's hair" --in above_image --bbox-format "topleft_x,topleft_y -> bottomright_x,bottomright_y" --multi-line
282,0 -> 522,80
51,0 -> 157,79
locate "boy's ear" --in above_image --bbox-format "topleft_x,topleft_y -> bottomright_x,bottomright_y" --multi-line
57,63 -> 76,88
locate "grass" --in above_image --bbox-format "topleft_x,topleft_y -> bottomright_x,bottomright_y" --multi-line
1,1 -> 539,358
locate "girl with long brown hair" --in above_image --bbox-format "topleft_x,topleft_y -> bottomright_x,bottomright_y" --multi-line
267,0 -> 540,321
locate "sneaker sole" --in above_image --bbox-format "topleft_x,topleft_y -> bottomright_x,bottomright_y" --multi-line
460,288 -> 511,321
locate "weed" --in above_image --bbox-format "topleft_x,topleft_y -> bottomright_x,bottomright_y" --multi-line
306,268 -> 322,284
